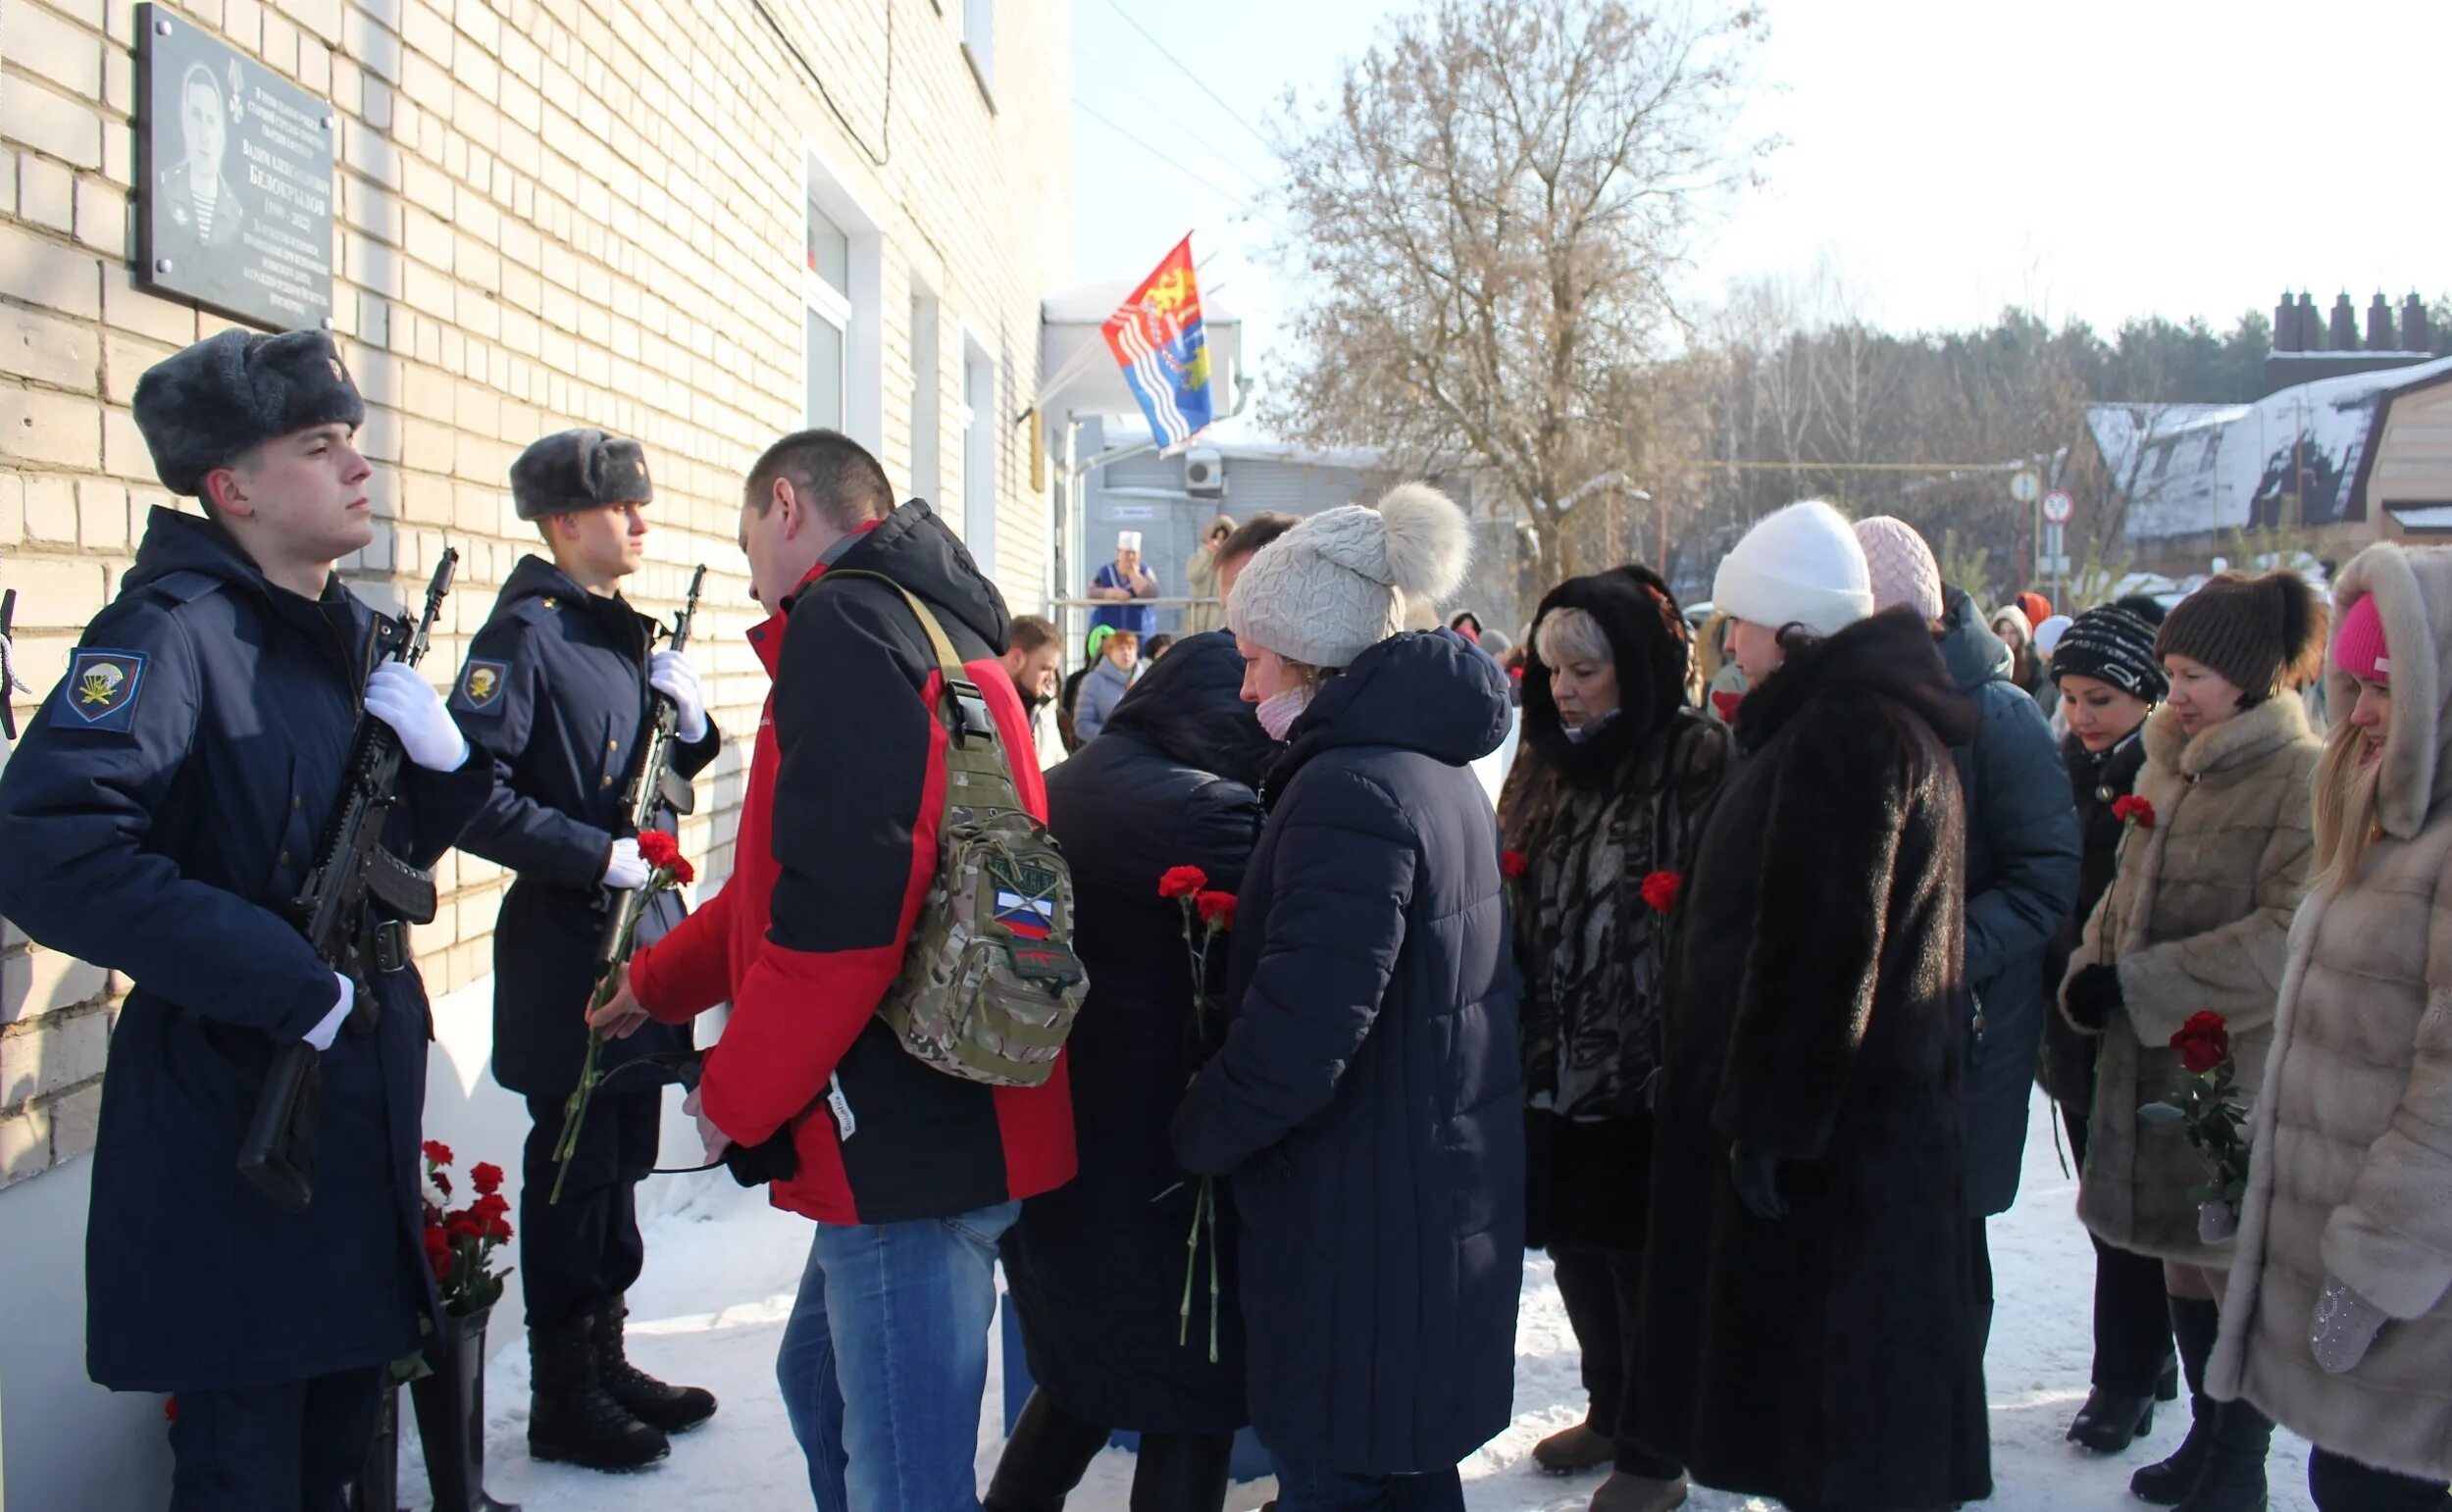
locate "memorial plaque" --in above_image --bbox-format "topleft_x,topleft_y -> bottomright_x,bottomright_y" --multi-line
136,4 -> 335,330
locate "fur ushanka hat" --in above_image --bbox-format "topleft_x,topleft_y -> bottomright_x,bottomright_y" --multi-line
131,328 -> 366,496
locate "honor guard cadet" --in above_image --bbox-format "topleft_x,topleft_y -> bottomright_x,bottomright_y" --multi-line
445,428 -> 721,1471
0,329 -> 489,1511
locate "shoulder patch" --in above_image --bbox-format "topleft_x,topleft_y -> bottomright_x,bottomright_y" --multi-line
54,648 -> 148,732
456,658 -> 511,714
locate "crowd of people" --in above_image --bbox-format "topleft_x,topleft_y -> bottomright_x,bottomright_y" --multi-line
11,326 -> 2452,1512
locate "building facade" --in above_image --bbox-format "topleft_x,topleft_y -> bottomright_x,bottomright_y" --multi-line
0,0 -> 1070,1501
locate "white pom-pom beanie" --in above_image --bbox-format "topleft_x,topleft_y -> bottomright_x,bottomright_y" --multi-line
1229,482 -> 1473,668
1712,500 -> 1875,638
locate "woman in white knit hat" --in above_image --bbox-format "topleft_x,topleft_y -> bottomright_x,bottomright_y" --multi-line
1171,483 -> 1521,1511
1638,500 -> 1994,1512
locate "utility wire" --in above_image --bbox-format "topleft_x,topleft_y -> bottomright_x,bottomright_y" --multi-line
1075,42 -> 1273,195
1073,99 -> 1282,229
1100,0 -> 1279,154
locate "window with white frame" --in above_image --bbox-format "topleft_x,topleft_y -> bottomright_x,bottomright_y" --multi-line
910,292 -> 942,507
958,0 -> 995,94
805,191 -> 851,430
962,334 -> 997,578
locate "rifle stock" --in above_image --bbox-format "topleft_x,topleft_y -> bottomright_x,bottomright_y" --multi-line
237,550 -> 458,1212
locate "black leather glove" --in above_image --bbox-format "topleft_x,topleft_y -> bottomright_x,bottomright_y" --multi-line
1729,1141 -> 1787,1221
2064,963 -> 2125,1033
722,1126 -> 798,1188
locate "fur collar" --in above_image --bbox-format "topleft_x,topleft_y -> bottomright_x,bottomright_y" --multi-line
2329,543 -> 2452,839
2142,690 -> 2311,785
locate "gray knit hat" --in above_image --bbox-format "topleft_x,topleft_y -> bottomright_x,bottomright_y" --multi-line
1227,483 -> 1473,669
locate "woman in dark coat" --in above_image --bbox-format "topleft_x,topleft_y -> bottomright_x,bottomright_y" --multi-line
1499,569 -> 1730,1512
1173,485 -> 1522,1510
1639,502 -> 1990,1512
991,630 -> 1273,1512
2037,597 -> 2180,1454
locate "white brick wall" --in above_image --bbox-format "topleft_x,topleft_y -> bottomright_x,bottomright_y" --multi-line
0,0 -> 1072,1183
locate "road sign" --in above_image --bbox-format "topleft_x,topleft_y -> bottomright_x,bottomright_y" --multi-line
2041,488 -> 2074,525
2036,555 -> 2070,578
2011,469 -> 2040,504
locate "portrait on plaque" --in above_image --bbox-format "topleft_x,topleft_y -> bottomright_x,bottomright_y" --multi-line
136,4 -> 335,330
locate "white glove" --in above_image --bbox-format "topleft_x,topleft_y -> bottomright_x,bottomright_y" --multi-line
684,1086 -> 732,1163
364,663 -> 469,772
2312,1275 -> 2389,1374
601,836 -> 650,890
649,650 -> 709,743
304,971 -> 353,1050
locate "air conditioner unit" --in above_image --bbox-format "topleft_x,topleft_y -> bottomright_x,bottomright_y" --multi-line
1183,446 -> 1226,498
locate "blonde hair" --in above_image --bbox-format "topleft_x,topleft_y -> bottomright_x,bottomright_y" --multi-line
1533,606 -> 1611,670
2309,718 -> 2384,893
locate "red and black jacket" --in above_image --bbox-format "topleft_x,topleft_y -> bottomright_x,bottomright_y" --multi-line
630,501 -> 1077,1225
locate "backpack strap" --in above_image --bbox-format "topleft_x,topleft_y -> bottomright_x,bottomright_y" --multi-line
821,569 -> 1017,782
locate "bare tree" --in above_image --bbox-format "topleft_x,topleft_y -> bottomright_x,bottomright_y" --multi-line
1264,0 -> 1770,575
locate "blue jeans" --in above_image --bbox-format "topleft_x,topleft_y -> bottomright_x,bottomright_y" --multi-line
1270,1455 -> 1466,1512
778,1200 -> 1021,1512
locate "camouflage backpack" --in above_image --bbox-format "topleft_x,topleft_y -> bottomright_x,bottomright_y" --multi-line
824,572 -> 1089,1087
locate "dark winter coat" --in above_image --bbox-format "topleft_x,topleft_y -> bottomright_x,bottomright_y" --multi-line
446,555 -> 721,1099
1639,609 -> 1992,1511
1172,630 -> 1523,1475
1505,569 -> 1732,1250
1003,630 -> 1269,1435
631,501 -> 1075,1225
0,508 -> 490,1391
1936,586 -> 2080,1217
2038,726 -> 2151,1113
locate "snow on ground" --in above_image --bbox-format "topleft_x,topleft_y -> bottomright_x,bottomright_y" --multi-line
407,1089 -> 2317,1510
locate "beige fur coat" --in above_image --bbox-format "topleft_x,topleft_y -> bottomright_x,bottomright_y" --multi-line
2212,543 -> 2452,1480
2063,692 -> 2320,1266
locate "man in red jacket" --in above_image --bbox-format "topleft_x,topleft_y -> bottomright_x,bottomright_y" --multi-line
590,428 -> 1076,1508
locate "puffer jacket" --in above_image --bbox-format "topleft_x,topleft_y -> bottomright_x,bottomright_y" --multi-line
2063,693 -> 2320,1266
2212,544 -> 2452,1482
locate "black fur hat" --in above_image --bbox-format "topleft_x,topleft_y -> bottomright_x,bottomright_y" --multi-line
131,329 -> 366,496
1519,565 -> 1693,782
2157,570 -> 2327,701
510,428 -> 654,521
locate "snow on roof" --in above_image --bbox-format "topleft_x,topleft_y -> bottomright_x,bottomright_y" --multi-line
2089,357 -> 2452,541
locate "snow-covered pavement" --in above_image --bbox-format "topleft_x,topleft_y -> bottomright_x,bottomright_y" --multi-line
411,1089 -> 2317,1510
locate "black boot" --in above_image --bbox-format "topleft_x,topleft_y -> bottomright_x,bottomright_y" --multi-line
591,1297 -> 716,1435
2069,1386 -> 2158,1454
2132,1297 -> 2220,1505
2173,1397 -> 2272,1512
529,1314 -> 670,1472
1129,1430 -> 1234,1512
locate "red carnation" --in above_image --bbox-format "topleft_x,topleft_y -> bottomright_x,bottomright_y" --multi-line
446,1210 -> 485,1239
1196,890 -> 1238,931
1159,865 -> 1208,900
470,1162 -> 505,1197
472,1192 -> 510,1221
423,1225 -> 450,1256
636,831 -> 681,870
485,1217 -> 513,1244
1501,849 -> 1528,881
1640,871 -> 1682,913
431,1247 -> 454,1282
422,1139 -> 454,1168
432,1170 -> 453,1199
2112,795 -> 2157,830
2171,1011 -> 2231,1076
164,1395 -> 178,1424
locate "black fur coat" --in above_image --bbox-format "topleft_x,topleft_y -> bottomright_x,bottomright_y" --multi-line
1637,610 -> 1993,1509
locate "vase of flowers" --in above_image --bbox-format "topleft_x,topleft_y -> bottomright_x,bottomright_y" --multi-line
409,1142 -> 519,1511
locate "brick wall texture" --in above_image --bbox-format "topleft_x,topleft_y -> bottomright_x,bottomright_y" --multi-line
0,0 -> 1072,1184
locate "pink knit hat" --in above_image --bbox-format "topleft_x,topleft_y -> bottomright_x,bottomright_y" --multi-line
1851,516 -> 1944,621
2333,592 -> 2389,683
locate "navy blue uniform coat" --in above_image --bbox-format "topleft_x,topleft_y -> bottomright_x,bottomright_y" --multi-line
1172,630 -> 1524,1476
0,508 -> 490,1391
446,554 -> 719,1098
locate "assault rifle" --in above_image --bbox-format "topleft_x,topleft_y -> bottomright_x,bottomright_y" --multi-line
237,551 -> 459,1212
592,565 -> 705,977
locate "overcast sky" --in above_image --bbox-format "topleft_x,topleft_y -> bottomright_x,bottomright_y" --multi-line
1066,0 -> 2452,435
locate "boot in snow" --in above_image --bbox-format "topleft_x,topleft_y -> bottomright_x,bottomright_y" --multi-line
592,1296 -> 716,1435
529,1314 -> 669,1472
1533,1422 -> 1615,1476
2133,1296 -> 2220,1505
1590,1469 -> 1688,1511
2172,1398 -> 2273,1512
